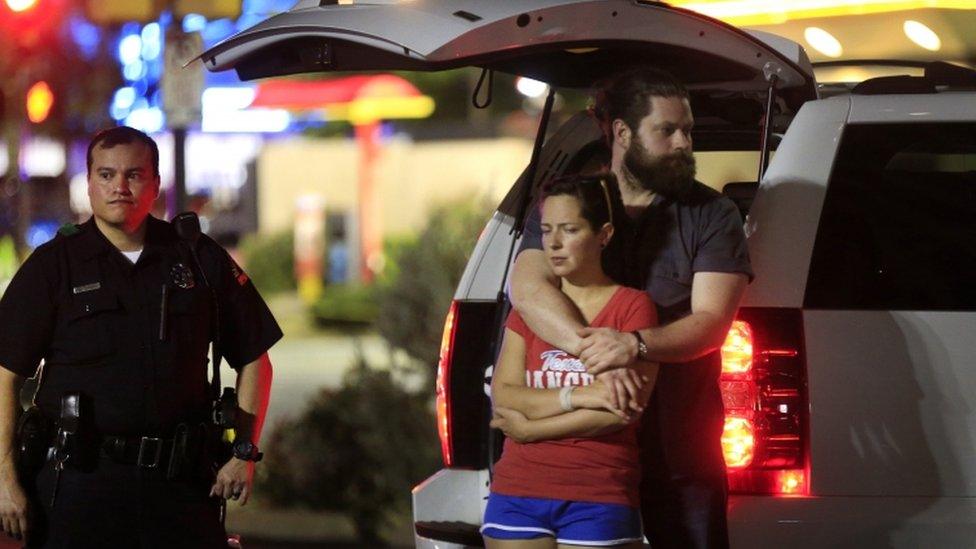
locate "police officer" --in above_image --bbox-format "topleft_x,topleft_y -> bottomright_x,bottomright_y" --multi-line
0,126 -> 282,547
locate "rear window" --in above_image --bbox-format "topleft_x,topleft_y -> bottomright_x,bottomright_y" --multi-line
805,122 -> 976,310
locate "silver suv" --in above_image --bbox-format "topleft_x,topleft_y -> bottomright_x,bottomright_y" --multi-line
201,2 -> 976,547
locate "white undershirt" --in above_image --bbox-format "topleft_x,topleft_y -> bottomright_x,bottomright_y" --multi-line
121,249 -> 143,264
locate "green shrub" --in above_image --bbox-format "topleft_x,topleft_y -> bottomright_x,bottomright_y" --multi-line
257,358 -> 440,545
310,284 -> 379,330
374,199 -> 491,385
238,230 -> 296,295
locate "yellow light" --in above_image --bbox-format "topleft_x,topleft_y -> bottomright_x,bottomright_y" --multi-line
721,320 -> 754,374
903,20 -> 941,51
324,95 -> 435,126
5,0 -> 38,12
26,81 -> 54,124
668,0 -> 976,27
804,27 -> 843,58
722,416 -> 755,468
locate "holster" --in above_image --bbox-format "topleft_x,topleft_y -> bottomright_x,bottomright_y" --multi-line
15,406 -> 54,487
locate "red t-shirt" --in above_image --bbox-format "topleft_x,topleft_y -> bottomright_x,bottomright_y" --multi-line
491,286 -> 657,507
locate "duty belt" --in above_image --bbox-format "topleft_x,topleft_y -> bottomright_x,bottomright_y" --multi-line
100,424 -> 201,476
102,435 -> 179,468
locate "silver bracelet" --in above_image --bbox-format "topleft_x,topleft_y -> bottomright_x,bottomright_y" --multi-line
559,386 -> 576,412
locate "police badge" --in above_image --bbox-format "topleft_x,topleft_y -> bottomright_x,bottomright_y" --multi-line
171,263 -> 196,289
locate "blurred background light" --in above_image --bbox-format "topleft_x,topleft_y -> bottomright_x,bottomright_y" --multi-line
21,138 -> 66,178
118,34 -> 143,65
903,20 -> 942,51
516,77 -> 548,98
123,60 -> 147,82
26,221 -> 59,249
183,13 -> 208,33
69,15 -> 101,60
125,107 -> 165,134
141,23 -> 162,60
804,26 -> 843,58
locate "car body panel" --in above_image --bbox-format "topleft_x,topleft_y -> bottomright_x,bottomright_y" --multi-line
729,494 -> 976,548
455,212 -> 518,302
740,97 -> 850,308
804,310 -> 976,498
848,93 -> 976,123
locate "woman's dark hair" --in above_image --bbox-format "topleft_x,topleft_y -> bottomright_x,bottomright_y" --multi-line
542,172 -> 624,232
592,67 -> 689,147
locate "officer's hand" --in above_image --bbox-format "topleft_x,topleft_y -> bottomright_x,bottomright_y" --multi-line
0,462 -> 29,542
210,458 -> 254,505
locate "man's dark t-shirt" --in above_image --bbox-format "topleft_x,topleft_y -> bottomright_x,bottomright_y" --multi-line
519,181 -> 753,478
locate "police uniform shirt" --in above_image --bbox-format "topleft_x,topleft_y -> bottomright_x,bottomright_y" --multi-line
519,181 -> 753,477
0,216 -> 283,436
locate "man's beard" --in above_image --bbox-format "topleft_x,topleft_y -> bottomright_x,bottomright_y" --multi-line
622,136 -> 697,200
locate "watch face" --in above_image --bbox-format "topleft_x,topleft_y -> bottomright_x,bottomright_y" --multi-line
234,441 -> 254,457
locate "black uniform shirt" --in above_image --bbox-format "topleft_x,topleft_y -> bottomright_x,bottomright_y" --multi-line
0,216 -> 283,435
520,181 -> 753,477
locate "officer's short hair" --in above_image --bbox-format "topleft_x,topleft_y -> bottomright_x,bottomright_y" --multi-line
87,126 -> 160,178
592,67 -> 689,148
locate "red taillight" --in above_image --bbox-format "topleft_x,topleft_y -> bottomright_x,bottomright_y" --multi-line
720,310 -> 808,496
435,301 -> 459,467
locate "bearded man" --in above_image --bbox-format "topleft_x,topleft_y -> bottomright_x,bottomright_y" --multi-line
510,67 -> 753,549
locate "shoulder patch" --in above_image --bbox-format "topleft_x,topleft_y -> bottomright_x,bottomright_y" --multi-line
57,223 -> 81,236
228,255 -> 249,286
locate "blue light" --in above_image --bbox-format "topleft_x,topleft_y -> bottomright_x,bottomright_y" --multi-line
125,107 -> 165,134
203,19 -> 236,42
113,87 -> 137,110
183,13 -> 207,33
27,221 -> 59,249
141,23 -> 162,61
132,79 -> 149,97
123,60 -> 147,82
118,34 -> 143,65
110,103 -> 129,121
69,15 -> 101,60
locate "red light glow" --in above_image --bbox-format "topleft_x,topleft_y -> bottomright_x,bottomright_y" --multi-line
721,416 -> 755,468
435,303 -> 458,467
721,320 -> 753,374
777,470 -> 806,495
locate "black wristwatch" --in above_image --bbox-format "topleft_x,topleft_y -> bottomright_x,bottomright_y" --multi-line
630,331 -> 648,361
232,440 -> 264,462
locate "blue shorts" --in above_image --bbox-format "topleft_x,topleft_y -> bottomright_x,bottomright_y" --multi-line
481,492 -> 643,546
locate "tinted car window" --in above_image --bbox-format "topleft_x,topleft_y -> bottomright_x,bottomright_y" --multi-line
805,122 -> 976,310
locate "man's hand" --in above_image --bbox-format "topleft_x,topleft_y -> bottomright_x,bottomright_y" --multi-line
578,327 -> 638,375
210,458 -> 254,505
0,461 -> 29,542
490,407 -> 532,443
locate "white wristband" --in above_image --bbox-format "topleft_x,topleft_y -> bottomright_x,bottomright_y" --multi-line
559,386 -> 576,412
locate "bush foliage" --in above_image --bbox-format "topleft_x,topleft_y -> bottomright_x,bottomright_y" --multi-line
258,358 -> 440,544
374,199 -> 491,382
310,284 -> 379,329
239,230 -> 296,295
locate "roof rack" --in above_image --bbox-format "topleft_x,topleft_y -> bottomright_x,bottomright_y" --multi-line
813,60 -> 976,95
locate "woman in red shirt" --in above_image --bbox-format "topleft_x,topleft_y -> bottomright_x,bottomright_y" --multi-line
483,174 -> 659,548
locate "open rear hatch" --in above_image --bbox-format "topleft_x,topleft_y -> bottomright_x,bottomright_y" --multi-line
200,0 -> 816,111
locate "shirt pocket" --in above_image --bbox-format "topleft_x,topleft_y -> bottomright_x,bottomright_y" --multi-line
64,291 -> 122,362
647,257 -> 693,309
